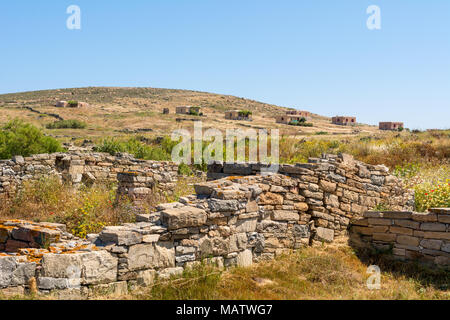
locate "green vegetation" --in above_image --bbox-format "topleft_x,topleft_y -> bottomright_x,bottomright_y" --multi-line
238,110 -> 252,117
94,136 -> 178,161
288,118 -> 313,127
0,119 -> 63,159
0,175 -> 198,238
67,100 -> 79,108
189,106 -> 203,116
415,179 -> 450,212
46,119 -> 87,129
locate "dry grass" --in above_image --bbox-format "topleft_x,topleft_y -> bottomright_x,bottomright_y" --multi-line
123,241 -> 449,300
0,87 -> 381,142
0,175 -> 200,238
2,241 -> 448,300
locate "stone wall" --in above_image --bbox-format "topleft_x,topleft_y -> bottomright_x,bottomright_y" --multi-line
1,154 -> 418,298
0,152 -> 179,202
349,208 -> 450,268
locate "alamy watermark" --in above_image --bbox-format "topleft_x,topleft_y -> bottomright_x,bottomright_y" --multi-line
367,5 -> 381,30
67,5 -> 81,30
366,265 -> 381,290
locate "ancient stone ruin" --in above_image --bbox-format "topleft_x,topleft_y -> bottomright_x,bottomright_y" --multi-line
0,152 -> 178,203
1,152 -> 435,298
350,208 -> 449,266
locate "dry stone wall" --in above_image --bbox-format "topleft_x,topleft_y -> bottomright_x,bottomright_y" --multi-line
1,153 -> 419,298
0,152 -> 178,202
349,208 -> 450,268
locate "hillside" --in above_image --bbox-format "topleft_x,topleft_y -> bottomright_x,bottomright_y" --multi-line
0,87 -> 380,143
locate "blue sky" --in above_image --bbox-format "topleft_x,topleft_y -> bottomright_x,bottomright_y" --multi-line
0,1 -> 449,129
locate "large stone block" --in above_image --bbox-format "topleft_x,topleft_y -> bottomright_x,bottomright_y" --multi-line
40,251 -> 117,285
397,235 -> 420,247
208,199 -> 242,212
0,257 -> 36,288
127,242 -> 175,271
99,226 -> 143,245
229,233 -> 248,252
199,237 -> 230,257
319,180 -> 337,193
161,206 -> 207,230
315,227 -> 334,242
235,218 -> 257,233
80,251 -> 118,285
258,192 -> 284,205
420,223 -> 446,232
236,249 -> 253,267
271,210 -> 299,222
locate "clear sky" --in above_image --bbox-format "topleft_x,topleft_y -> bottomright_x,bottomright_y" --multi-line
0,1 -> 449,129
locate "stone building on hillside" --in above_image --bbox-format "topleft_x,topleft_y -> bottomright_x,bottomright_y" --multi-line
176,106 -> 201,115
286,110 -> 310,118
55,101 -> 89,108
225,110 -> 252,121
55,101 -> 68,108
332,116 -> 356,126
276,115 -> 307,124
379,122 -> 404,130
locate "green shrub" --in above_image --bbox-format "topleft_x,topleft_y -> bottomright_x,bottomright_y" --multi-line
238,110 -> 252,117
414,179 -> 450,212
95,136 -> 177,161
46,119 -> 87,129
0,119 -> 64,159
178,163 -> 193,176
289,119 -> 313,127
67,100 -> 79,108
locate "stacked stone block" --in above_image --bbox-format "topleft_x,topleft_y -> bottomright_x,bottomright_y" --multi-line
0,152 -> 178,202
349,208 -> 450,268
207,154 -> 414,242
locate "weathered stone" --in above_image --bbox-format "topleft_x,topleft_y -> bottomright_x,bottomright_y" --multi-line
136,270 -> 156,287
319,180 -> 337,193
258,192 -> 283,205
389,226 -> 413,236
422,232 -> 450,241
394,219 -> 420,229
315,227 -> 334,242
127,242 -> 175,271
158,267 -> 184,280
412,213 -> 437,222
271,210 -> 299,221
229,233 -> 248,252
0,257 -> 36,288
420,239 -> 443,250
236,249 -> 253,267
99,227 -> 143,246
161,207 -> 207,230
438,215 -> 450,224
235,218 -> 257,233
373,233 -> 397,242
208,199 -> 241,212
397,235 -> 420,247
368,218 -> 392,226
294,202 -> 308,212
420,223 -> 446,232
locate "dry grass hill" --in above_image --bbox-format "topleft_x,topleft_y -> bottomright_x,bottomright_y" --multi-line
0,87 -> 380,143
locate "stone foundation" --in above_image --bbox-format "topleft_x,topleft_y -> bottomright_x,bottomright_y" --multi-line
349,208 -> 450,268
1,153 -> 420,298
0,152 -> 178,202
